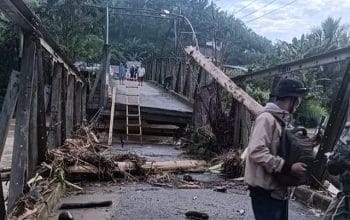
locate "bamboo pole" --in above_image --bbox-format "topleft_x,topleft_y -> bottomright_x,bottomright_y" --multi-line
108,84 -> 117,146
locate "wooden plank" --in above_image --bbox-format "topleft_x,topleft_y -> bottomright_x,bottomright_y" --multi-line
0,70 -> 20,159
180,61 -> 186,95
8,34 -> 36,211
185,46 -> 263,115
28,46 -> 39,179
82,85 -> 87,122
171,61 -> 177,90
312,60 -> 350,183
60,69 -> 68,141
65,75 -> 74,138
192,67 -> 205,129
47,62 -> 63,149
153,59 -> 157,81
0,173 -> 5,220
175,62 -> 182,93
108,86 -> 116,146
160,59 -> 164,83
74,82 -> 82,127
36,47 -> 47,164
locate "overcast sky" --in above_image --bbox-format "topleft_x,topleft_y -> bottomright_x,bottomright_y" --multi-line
213,0 -> 350,43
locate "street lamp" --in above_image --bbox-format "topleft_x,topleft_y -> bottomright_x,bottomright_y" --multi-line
161,10 -> 199,50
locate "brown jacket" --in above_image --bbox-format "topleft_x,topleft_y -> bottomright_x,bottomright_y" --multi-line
244,103 -> 291,199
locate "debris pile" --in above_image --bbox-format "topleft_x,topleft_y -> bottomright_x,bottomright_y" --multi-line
181,125 -> 219,160
8,170 -> 67,220
208,149 -> 244,178
221,150 -> 244,178
47,127 -> 145,180
147,172 -> 203,189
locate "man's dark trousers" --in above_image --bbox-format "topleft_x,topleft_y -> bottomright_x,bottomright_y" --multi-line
250,186 -> 288,220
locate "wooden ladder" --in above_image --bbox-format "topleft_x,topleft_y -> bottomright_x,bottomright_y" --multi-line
125,82 -> 142,144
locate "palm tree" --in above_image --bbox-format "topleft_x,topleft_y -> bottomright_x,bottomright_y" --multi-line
304,17 -> 349,56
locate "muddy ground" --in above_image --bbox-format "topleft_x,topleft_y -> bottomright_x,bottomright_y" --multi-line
50,143 -> 322,220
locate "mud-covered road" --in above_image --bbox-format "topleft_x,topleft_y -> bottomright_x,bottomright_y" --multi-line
50,144 -> 322,220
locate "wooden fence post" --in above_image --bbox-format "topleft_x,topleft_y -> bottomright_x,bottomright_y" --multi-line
146,62 -> 151,81
36,47 -> 47,164
175,62 -> 182,93
75,82 -> 82,127
8,34 -> 36,211
171,59 -> 176,90
157,59 -> 162,84
65,75 -> 75,138
82,85 -> 87,122
192,67 -> 204,129
183,62 -> 192,97
28,44 -> 39,179
152,59 -> 156,81
60,69 -> 68,141
47,62 -> 63,149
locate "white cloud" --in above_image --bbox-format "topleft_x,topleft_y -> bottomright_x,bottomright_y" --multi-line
214,0 -> 350,42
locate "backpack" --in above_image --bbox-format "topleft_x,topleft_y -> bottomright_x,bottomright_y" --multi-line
268,112 -> 316,186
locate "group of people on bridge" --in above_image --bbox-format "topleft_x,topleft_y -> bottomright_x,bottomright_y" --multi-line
118,63 -> 146,86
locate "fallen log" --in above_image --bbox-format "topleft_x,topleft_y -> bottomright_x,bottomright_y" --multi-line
143,160 -> 207,171
59,200 -> 112,209
177,184 -> 201,189
65,160 -> 207,175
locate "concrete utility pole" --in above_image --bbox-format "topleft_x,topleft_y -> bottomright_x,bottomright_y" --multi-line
106,5 -> 109,44
174,19 -> 177,51
100,4 -> 111,107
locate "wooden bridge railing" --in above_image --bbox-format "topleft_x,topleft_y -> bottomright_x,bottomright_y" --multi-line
145,54 -> 253,149
0,0 -> 89,213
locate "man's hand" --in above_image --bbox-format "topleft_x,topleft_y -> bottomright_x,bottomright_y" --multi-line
291,162 -> 307,176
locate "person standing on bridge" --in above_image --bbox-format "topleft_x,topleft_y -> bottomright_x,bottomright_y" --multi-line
130,65 -> 135,80
244,78 -> 308,220
138,64 -> 146,86
119,62 -> 126,85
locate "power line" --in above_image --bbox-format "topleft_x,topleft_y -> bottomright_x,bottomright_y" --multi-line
239,0 -> 278,19
234,0 -> 259,14
245,0 -> 298,24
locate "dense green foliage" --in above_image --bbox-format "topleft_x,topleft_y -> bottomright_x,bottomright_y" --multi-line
273,17 -> 349,126
0,21 -> 18,105
22,0 -> 273,65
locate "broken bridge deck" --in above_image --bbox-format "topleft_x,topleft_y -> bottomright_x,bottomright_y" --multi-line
91,81 -> 193,132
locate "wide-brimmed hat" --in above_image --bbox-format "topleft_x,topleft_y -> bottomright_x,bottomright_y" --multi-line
271,78 -> 308,98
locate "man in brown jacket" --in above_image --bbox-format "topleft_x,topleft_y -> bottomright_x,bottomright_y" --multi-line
244,78 -> 308,220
